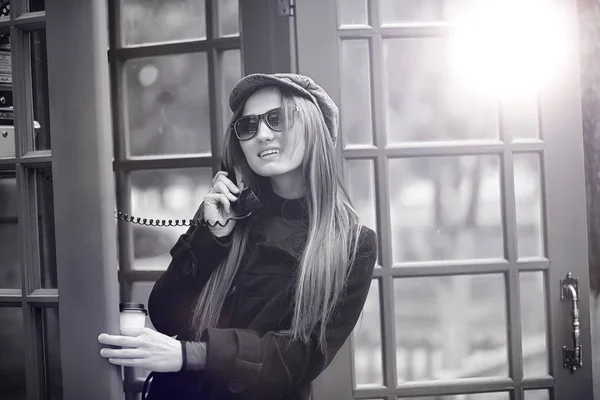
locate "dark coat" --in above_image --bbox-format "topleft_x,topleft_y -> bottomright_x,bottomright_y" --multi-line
145,199 -> 378,400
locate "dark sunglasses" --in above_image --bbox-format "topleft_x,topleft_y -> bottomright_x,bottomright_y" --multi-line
232,107 -> 296,141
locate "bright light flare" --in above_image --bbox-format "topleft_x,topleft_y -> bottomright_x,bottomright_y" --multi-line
448,0 -> 569,98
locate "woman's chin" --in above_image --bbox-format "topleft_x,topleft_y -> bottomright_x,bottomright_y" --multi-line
253,168 -> 283,178
251,164 -> 294,178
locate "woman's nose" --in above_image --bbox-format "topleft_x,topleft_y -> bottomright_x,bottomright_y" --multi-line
254,119 -> 275,142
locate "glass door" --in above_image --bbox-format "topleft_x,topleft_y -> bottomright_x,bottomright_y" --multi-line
295,0 -> 593,399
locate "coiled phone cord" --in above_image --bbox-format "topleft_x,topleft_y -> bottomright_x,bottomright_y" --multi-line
114,211 -> 253,228
37,168 -> 256,228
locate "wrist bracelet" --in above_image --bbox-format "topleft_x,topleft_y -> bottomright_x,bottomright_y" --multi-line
180,341 -> 187,371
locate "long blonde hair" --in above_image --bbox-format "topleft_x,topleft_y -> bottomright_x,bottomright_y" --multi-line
190,88 -> 362,350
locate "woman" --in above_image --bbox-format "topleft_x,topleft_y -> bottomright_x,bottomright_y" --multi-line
98,73 -> 378,399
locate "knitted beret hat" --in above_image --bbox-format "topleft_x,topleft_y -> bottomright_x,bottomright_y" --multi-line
229,73 -> 339,146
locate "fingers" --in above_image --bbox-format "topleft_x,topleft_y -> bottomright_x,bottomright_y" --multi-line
212,170 -> 227,184
107,357 -> 142,367
100,347 -> 145,359
97,333 -> 140,348
214,182 -> 238,202
205,170 -> 245,217
205,193 -> 231,214
212,172 -> 241,194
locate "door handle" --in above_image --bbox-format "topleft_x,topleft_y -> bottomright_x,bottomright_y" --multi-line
560,272 -> 582,372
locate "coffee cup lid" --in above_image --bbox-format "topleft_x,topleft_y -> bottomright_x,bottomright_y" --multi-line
119,302 -> 147,314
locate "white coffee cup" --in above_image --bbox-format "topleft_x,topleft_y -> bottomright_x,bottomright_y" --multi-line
119,302 -> 147,335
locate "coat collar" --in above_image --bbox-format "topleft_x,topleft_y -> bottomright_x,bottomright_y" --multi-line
247,211 -> 307,262
262,190 -> 309,222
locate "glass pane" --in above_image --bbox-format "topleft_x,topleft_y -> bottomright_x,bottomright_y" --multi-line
0,125 -> 14,158
524,390 -> 550,400
341,40 -> 373,147
520,272 -> 548,376
381,0 -> 481,23
130,168 -> 213,270
395,274 -> 508,382
0,32 -> 14,158
514,154 -> 543,258
0,307 -> 26,398
29,0 -> 45,12
42,307 -> 62,400
125,53 -> 211,157
218,0 -> 239,37
352,279 -> 383,386
0,172 -> 20,289
389,156 -> 503,263
406,394 -> 509,400
36,168 -> 57,288
346,159 -> 377,233
502,89 -> 539,140
381,0 -> 437,23
222,49 -> 242,129
383,38 -> 498,144
131,281 -> 156,380
0,33 -> 10,85
121,0 -> 206,46
31,29 -> 51,151
338,0 -> 368,26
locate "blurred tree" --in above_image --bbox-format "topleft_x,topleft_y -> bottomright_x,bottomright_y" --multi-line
122,0 -> 207,45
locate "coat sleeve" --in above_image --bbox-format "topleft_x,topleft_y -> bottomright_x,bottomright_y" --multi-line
148,224 -> 232,337
199,226 -> 378,398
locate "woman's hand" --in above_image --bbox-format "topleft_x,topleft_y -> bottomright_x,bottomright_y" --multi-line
97,327 -> 182,373
204,169 -> 245,238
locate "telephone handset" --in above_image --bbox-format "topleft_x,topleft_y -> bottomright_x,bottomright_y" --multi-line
226,165 -> 263,219
115,164 -> 263,228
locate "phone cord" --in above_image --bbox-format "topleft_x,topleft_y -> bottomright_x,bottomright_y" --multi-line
114,211 -> 254,228
36,168 -> 253,228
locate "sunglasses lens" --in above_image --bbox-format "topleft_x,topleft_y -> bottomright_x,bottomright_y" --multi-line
235,117 -> 258,140
266,109 -> 282,131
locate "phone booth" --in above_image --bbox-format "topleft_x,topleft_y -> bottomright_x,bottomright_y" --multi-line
0,1 -> 597,399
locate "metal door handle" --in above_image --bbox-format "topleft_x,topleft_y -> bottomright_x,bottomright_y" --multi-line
560,272 -> 582,372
